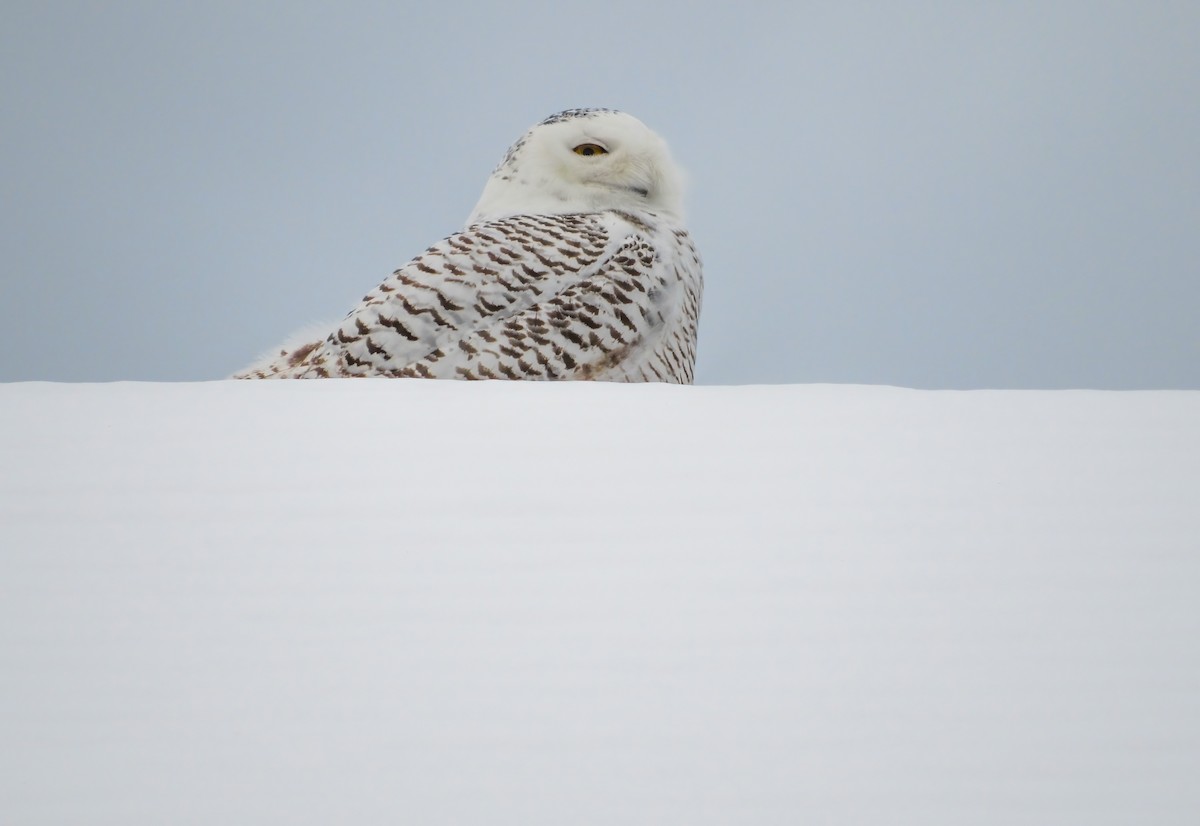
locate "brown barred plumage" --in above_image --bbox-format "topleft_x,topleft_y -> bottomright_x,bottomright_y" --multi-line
234,110 -> 702,383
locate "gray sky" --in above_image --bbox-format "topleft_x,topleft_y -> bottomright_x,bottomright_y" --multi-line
2,1 -> 1197,388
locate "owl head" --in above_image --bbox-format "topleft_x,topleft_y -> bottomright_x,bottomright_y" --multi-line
467,109 -> 686,225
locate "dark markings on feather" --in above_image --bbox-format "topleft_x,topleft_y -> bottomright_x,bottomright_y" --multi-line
659,347 -> 680,377
530,249 -> 559,269
401,297 -> 451,327
236,211 -> 700,385
605,288 -> 632,306
287,341 -> 320,366
377,315 -> 420,341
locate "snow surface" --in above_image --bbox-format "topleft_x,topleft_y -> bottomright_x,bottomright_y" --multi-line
2,381 -> 1198,824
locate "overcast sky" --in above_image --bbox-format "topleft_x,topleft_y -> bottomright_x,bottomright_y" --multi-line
2,1 -> 1196,388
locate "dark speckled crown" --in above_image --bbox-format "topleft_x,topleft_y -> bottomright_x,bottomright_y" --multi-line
537,108 -> 620,126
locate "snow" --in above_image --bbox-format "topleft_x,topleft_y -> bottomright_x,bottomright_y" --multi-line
2,380 -> 1198,824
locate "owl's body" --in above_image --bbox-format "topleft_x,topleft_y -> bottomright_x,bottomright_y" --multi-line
234,109 -> 702,382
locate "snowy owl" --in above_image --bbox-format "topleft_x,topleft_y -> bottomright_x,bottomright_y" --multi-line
233,109 -> 702,382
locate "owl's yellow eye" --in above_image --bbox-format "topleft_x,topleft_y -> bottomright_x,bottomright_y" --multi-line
572,143 -> 609,156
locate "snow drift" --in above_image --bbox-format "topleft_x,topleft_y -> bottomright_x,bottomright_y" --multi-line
2,381 -> 1197,824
